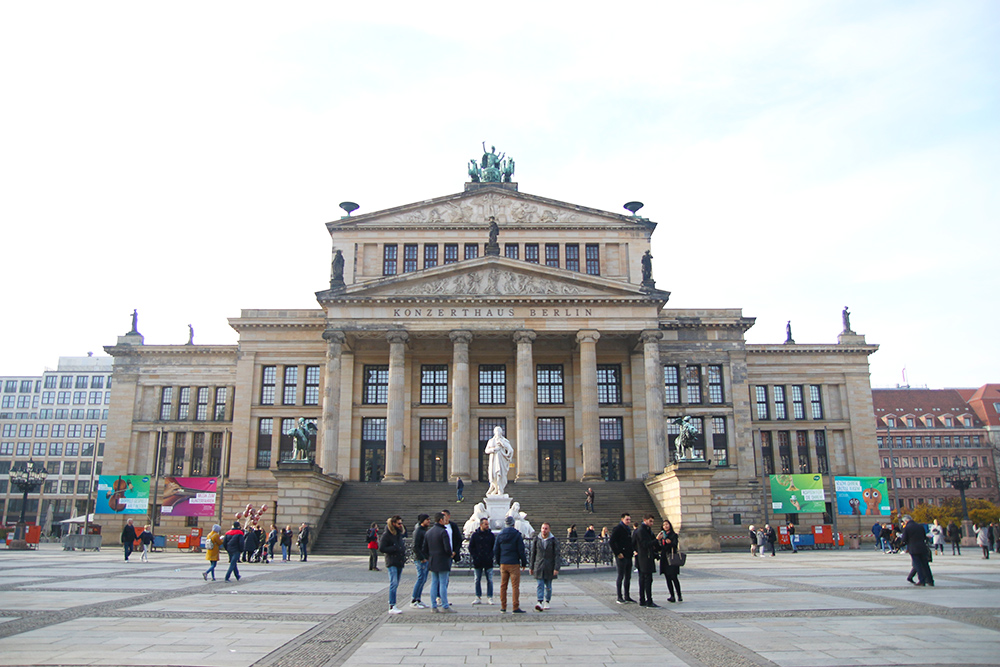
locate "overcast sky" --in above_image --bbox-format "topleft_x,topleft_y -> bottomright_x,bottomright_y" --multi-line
2,2 -> 997,389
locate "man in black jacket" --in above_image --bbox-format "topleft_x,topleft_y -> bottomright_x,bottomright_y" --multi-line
223,521 -> 245,583
409,514 -> 431,608
610,513 -> 635,603
469,517 -> 496,605
121,519 -> 137,562
426,512 -> 455,612
633,514 -> 660,607
901,515 -> 934,586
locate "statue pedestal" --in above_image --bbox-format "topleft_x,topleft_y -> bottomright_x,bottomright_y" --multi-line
645,461 -> 720,551
483,494 -> 513,531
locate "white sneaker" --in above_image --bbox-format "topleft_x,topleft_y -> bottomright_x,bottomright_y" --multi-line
543,601 -> 550,610
487,597 -> 495,605
388,606 -> 403,615
410,601 -> 427,609
471,597 -> 482,605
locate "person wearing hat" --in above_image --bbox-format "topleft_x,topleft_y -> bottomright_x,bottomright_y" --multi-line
494,514 -> 528,614
409,514 -> 431,608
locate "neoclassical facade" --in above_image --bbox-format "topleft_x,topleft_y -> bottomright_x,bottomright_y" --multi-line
103,172 -> 881,546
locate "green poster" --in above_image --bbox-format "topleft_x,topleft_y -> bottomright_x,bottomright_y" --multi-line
96,475 -> 151,514
770,474 -> 826,513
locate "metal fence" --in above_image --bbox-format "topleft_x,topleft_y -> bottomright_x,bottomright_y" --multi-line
402,536 -> 614,569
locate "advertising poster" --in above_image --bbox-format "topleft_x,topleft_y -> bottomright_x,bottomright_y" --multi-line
770,474 -> 826,513
96,475 -> 151,514
159,477 -> 218,517
834,476 -> 891,516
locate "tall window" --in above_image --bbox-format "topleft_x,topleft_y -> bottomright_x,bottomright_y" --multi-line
260,366 -> 276,405
545,244 -> 559,268
304,366 -> 320,406
195,388 -> 209,420
363,365 -> 389,404
91,376 -> 104,389
597,365 -> 622,404
685,365 -> 702,404
178,387 -> 191,420
536,365 -> 564,404
791,386 -> 805,419
815,430 -> 829,473
810,385 -> 823,419
60,376 -> 73,389
504,243 -> 519,259
444,243 -> 459,264
76,376 -> 89,389
424,244 -> 438,269
209,432 -> 223,476
777,431 -> 792,474
256,418 -> 273,469
774,386 -> 787,420
712,417 -> 728,466
755,386 -> 769,420
382,244 -> 398,275
420,365 -> 448,404
664,366 -> 680,404
191,433 -> 205,475
796,431 -> 811,473
44,376 -> 57,389
283,366 -> 298,405
464,243 -> 479,260
160,387 -> 173,420
403,244 -> 418,272
214,387 -> 228,421
525,243 -> 539,263
279,418 -> 299,462
172,433 -> 186,475
760,431 -> 774,475
707,365 -> 724,404
479,365 -> 506,404
585,244 -> 600,275
565,244 -> 580,271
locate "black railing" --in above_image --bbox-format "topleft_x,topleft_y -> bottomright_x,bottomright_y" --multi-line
402,536 -> 614,568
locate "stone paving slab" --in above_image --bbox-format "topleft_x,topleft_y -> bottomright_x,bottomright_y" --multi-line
862,586 -> 1000,608
666,590 -> 888,614
0,589 -> 144,611
127,592 -> 371,614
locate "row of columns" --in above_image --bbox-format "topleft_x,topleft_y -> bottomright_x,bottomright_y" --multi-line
316,328 -> 668,483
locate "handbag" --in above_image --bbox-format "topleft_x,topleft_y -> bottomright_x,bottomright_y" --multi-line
667,551 -> 686,567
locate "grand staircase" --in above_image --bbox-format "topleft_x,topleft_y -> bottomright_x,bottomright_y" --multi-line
313,480 -> 661,555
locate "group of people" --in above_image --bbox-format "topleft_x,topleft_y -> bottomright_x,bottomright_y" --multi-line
874,519 -> 965,555
610,513 -> 681,607
748,524 -> 779,557
119,518 -> 153,562
202,521 -> 312,582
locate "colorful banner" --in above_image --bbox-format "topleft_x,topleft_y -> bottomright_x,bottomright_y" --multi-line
834,476 -> 891,516
159,477 -> 218,517
96,475 -> 151,514
770,474 -> 826,513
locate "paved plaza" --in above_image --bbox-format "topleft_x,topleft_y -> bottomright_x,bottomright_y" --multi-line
1,544 -> 998,666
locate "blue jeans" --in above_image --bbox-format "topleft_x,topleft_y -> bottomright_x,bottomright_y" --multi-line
123,542 -> 133,561
281,545 -> 289,561
411,560 -> 428,602
388,566 -> 401,607
457,487 -> 464,502
225,553 -> 241,581
204,560 -> 218,580
475,567 -> 494,598
536,578 -> 552,603
430,570 -> 450,609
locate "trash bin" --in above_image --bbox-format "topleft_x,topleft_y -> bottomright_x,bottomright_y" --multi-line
848,534 -> 861,550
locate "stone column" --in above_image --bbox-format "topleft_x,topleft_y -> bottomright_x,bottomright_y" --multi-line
514,330 -> 538,483
319,330 -> 345,477
641,330 -> 667,472
449,330 -> 473,481
577,330 -> 602,482
383,330 -> 409,483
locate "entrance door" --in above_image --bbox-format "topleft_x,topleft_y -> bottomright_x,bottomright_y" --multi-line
537,417 -> 566,482
360,417 -> 386,482
600,417 -> 625,481
419,418 -> 448,482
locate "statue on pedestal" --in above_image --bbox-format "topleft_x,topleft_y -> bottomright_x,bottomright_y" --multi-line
291,418 -> 317,461
842,306 -> 854,334
672,416 -> 699,461
485,426 -> 513,496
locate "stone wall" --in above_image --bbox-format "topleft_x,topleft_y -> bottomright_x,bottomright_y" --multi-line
645,461 -> 720,551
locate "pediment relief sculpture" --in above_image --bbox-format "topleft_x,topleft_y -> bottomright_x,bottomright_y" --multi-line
393,268 -> 586,297
384,192 -> 582,226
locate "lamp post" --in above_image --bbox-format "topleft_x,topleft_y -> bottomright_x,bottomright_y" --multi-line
940,462 -> 979,522
9,458 -> 49,547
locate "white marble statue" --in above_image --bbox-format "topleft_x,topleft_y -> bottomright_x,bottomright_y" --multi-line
505,501 -> 535,538
462,502 -> 489,538
484,425 -> 514,496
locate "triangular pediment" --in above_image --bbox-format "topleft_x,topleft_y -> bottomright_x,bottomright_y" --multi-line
317,256 -> 668,303
326,187 -> 655,232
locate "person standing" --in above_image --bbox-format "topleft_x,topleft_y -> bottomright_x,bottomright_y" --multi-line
410,514 -> 431,608
456,477 -> 464,503
947,521 -> 962,555
901,515 -> 933,586
494,515 -> 528,614
871,521 -> 883,550
121,519 -> 137,562
267,525 -> 278,563
610,513 -> 635,604
427,512 -> 455,612
974,523 -> 990,559
530,522 -> 559,611
367,523 -> 380,571
223,521 -> 245,583
469,517 -> 496,605
585,487 -> 595,513
748,525 -> 758,557
380,515 -> 406,614
242,525 -> 258,563
138,525 -> 153,562
787,522 -> 797,553
632,514 -> 660,607
297,523 -> 311,562
442,509 -> 463,564
203,524 -> 223,581
930,520 -> 945,555
657,519 -> 681,603
280,525 -> 293,562
765,524 -> 777,557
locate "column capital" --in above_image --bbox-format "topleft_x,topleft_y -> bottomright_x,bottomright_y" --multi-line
513,329 -> 537,345
386,330 -> 409,345
322,329 -> 346,345
640,329 -> 663,344
576,330 -> 601,345
449,330 -> 473,345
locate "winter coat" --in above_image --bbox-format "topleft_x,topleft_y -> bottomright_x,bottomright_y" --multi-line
901,521 -> 929,556
426,523 -> 453,573
632,523 -> 659,573
412,523 -> 429,561
379,527 -> 406,569
658,529 -> 680,576
223,528 -> 245,557
947,523 -> 962,543
139,530 -> 153,546
975,526 -> 989,547
609,522 -> 634,558
494,526 -> 527,566
468,527 -> 496,570
205,531 -> 223,561
280,529 -> 292,547
583,528 -> 596,542
121,523 -> 137,545
530,534 -> 559,580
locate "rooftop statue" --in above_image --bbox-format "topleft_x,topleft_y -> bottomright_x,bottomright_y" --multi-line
473,143 -> 514,183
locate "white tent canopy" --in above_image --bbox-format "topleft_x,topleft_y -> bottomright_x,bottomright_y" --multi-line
59,514 -> 97,524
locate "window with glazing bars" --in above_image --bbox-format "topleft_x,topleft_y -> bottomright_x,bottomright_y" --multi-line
304,366 -> 320,405
382,244 -> 398,275
712,417 -> 728,466
464,243 -> 479,260
774,385 -> 787,420
160,387 -> 173,420
545,244 -> 559,267
796,431 -> 811,473
525,244 -> 539,263
191,433 -> 204,475
760,431 -> 774,475
791,385 -> 805,419
777,431 -> 792,473
261,366 -> 276,405
283,366 -> 298,405
755,386 -> 769,420
663,366 -> 680,404
810,385 -> 823,419
424,244 -> 438,269
196,387 -> 209,420
420,365 -> 448,404
178,387 -> 190,420
815,430 -> 829,473
444,244 -> 458,264
209,432 -> 223,476
597,365 -> 622,404
707,365 -> 724,403
585,244 -> 600,275
363,365 -> 389,404
479,365 -> 506,404
173,433 -> 186,474
685,365 -> 702,404
565,244 -> 580,271
536,365 -> 564,404
504,243 -> 519,259
402,244 -> 418,272
214,387 -> 228,420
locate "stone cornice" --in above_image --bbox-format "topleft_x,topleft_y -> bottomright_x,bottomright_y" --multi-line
104,344 -> 239,359
659,317 -> 756,332
746,343 -> 880,356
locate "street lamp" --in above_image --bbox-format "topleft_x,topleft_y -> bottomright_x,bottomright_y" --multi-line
9,458 -> 49,544
940,462 -> 979,522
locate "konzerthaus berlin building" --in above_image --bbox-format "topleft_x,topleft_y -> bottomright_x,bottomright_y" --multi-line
103,156 -> 881,549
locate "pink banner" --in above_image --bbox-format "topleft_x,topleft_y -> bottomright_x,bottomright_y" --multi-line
159,477 -> 218,517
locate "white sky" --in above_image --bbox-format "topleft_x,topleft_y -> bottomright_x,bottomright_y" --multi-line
1,1 -> 997,389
